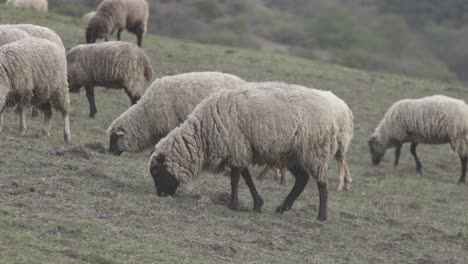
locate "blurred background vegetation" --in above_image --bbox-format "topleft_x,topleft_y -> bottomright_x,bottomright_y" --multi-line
8,0 -> 468,83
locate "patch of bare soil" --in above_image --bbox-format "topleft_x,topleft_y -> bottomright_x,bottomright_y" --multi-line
48,146 -> 94,160
84,142 -> 107,154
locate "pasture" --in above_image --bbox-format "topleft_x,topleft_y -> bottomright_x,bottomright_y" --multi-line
0,6 -> 467,263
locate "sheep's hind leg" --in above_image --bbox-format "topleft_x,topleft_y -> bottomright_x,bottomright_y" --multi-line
459,155 -> 467,183
316,180 -> 328,221
117,29 -> 123,40
135,27 -> 143,47
278,167 -> 288,186
228,167 -> 241,210
85,85 -> 97,118
38,102 -> 52,137
276,165 -> 310,214
18,106 -> 27,135
240,168 -> 263,212
410,143 -> 422,174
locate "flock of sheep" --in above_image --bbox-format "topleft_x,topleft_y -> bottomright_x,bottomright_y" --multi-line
2,0 -> 468,222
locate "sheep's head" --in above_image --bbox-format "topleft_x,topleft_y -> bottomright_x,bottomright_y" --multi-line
108,126 -> 130,156
368,135 -> 386,165
86,17 -> 108,43
149,154 -> 180,197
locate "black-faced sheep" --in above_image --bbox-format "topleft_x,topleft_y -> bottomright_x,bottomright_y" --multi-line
66,41 -> 154,118
0,37 -> 71,143
369,95 -> 468,184
86,0 -> 149,47
149,82 -> 354,221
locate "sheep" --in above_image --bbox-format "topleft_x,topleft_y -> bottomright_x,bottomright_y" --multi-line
0,37 -> 71,143
66,41 -> 154,118
0,28 -> 29,46
82,11 -> 97,25
5,0 -> 47,12
0,24 -> 64,51
368,95 -> 468,184
86,0 -> 149,47
149,82 -> 354,221
107,72 -> 247,156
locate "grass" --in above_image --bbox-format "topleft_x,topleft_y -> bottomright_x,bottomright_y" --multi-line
1,6 -> 468,264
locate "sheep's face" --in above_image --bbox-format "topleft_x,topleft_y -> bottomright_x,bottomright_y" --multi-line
109,128 -> 126,156
86,20 -> 107,43
368,136 -> 386,165
150,154 -> 180,197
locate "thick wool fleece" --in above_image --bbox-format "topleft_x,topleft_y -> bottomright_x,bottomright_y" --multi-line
0,24 -> 64,51
150,82 -> 353,184
371,95 -> 468,156
0,28 -> 29,46
67,41 -> 153,97
6,0 -> 47,12
107,72 -> 247,153
0,37 -> 71,142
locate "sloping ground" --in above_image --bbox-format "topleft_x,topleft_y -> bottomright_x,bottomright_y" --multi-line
0,7 -> 467,264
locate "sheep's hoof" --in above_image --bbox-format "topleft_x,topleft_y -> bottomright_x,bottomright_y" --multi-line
19,130 -> 26,136
42,130 -> 50,137
457,179 -> 466,185
253,198 -> 264,213
336,185 -> 343,191
276,204 -> 291,214
227,201 -> 239,211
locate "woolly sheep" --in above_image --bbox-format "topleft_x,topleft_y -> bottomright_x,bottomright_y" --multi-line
369,95 -> 468,183
107,72 -> 247,156
66,41 -> 154,118
82,11 -> 97,25
5,0 -> 47,12
86,0 -> 149,47
0,28 -> 29,46
0,37 -> 71,143
149,82 -> 354,221
0,24 -> 64,51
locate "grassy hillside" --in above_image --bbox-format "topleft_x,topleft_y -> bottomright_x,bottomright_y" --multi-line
1,7 -> 467,264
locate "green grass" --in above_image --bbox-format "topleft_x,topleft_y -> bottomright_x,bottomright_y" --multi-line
1,6 -> 468,264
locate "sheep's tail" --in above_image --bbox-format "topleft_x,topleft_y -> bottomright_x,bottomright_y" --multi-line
142,55 -> 154,82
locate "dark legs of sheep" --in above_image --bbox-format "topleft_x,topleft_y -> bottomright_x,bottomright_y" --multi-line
240,168 -> 263,212
85,85 -> 97,118
135,28 -> 143,47
459,156 -> 467,183
316,181 -> 328,221
228,167 -> 241,210
410,143 -> 422,174
117,29 -> 123,41
276,166 -> 310,214
394,143 -> 402,168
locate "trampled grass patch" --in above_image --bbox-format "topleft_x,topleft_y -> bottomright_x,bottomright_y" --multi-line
0,6 -> 467,264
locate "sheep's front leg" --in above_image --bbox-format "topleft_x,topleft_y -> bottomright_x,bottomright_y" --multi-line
394,143 -> 402,168
117,29 -> 123,40
410,143 -> 422,174
228,167 -> 241,210
85,85 -> 97,118
276,166 -> 310,214
459,155 -> 467,183
240,168 -> 263,212
136,27 -> 143,47
38,102 -> 52,137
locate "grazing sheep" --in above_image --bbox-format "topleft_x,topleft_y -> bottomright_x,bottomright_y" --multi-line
82,11 -> 97,24
107,72 -> 247,155
0,37 -> 71,143
66,41 -> 154,118
0,24 -> 64,51
0,28 -> 29,46
5,0 -> 47,12
369,95 -> 468,183
86,0 -> 149,47
149,82 -> 354,221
